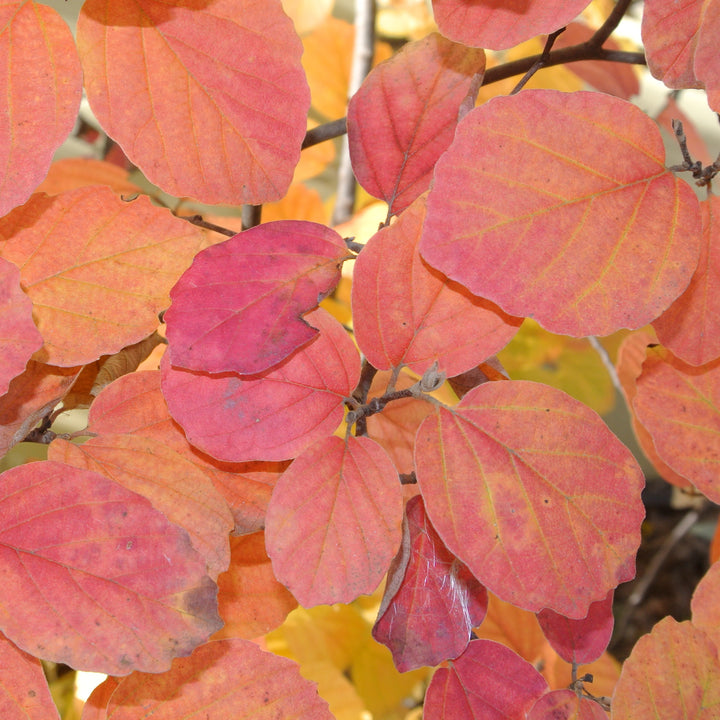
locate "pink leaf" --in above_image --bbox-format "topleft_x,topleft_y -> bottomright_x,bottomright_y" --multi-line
165,221 -> 349,375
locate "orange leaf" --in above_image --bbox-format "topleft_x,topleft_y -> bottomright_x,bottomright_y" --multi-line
633,347 -> 720,501
431,0 -> 593,50
654,194 -> 720,366
0,361 -> 81,455
37,158 -> 140,197
0,461 -> 222,675
165,221 -> 348,375
691,561 -> 720,654
77,0 -> 310,205
48,435 -> 233,580
612,617 -> 720,718
161,308 -> 360,463
265,434 -> 403,606
348,33 -> 485,216
102,638 -> 333,719
0,633 -> 59,720
214,532 -> 297,640
0,187 -> 205,366
353,194 -> 520,376
0,258 -> 42,396
0,1 -> 81,217
415,380 -> 644,618
420,90 -> 702,337
87,370 -> 286,534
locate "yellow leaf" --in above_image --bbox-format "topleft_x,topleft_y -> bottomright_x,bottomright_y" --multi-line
281,0 -> 333,35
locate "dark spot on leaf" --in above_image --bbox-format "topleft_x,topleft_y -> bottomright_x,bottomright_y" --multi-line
28,690 -> 36,698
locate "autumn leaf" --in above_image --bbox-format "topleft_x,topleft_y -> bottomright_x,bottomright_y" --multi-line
373,494 -> 488,671
423,638 -> 549,719
0,1 -> 81,218
165,221 -> 349,375
265,434 -> 403,606
528,689 -> 609,720
101,638 -> 333,719
162,308 -> 360,463
348,33 -> 485,217
0,187 -> 205,366
352,194 -> 521,376
415,380 -> 644,618
633,346 -> 720,502
0,258 -> 42,397
77,0 -> 310,205
612,617 -> 720,718
0,634 -> 59,720
420,89 -> 702,337
431,0 -> 593,50
0,461 -> 222,675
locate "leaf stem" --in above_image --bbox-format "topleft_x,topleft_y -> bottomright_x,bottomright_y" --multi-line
177,214 -> 236,237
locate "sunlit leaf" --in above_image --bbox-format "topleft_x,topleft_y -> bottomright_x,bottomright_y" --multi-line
38,158 -> 140,197
423,638 -> 548,719
527,689 -> 609,720
0,461 -> 221,675
353,194 -> 520,377
348,33 -> 485,217
265,434 -> 403,606
165,221 -> 348,375
102,638 -> 332,719
77,0 -> 310,205
536,590 -> 614,665
633,346 -> 720,502
431,0 -> 593,50
48,435 -> 233,580
654,194 -> 720,366
214,532 -> 297,640
0,1 -> 81,217
281,0 -> 333,35
0,187 -> 205,366
415,380 -> 644,618
0,633 -> 59,720
162,308 -> 360,462
0,258 -> 42,397
612,617 -> 720,719
420,89 -> 702,337
87,370 -> 286,534
373,494 -> 487,671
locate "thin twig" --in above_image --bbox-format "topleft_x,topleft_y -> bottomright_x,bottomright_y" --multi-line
303,118 -> 347,149
511,27 -> 566,94
332,0 -> 376,226
588,0 -> 636,48
177,214 -> 236,237
587,336 -> 624,396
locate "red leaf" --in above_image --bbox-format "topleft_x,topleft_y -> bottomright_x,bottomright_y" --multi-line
352,195 -> 520,377
48,435 -> 233,580
415,380 -> 644,618
633,347 -> 720,502
77,0 -> 310,205
612,617 -> 720,719
420,90 -> 702,337
0,187 -> 205,366
423,638 -> 548,719
0,1 -> 81,217
165,221 -> 348,375
373,494 -> 487,671
265,434 -> 403,606
654,195 -> 720,366
348,33 -> 485,217
161,308 -> 360,462
431,0 -> 592,50
0,258 -> 42,396
0,461 -> 221,675
102,638 -> 332,719
527,689 -> 609,720
215,532 -> 297,640
0,633 -> 59,720
536,590 -> 614,665
87,370 -> 286,534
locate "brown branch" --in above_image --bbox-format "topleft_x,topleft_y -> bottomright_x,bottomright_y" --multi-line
511,27 -> 566,94
177,214 -> 236,237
